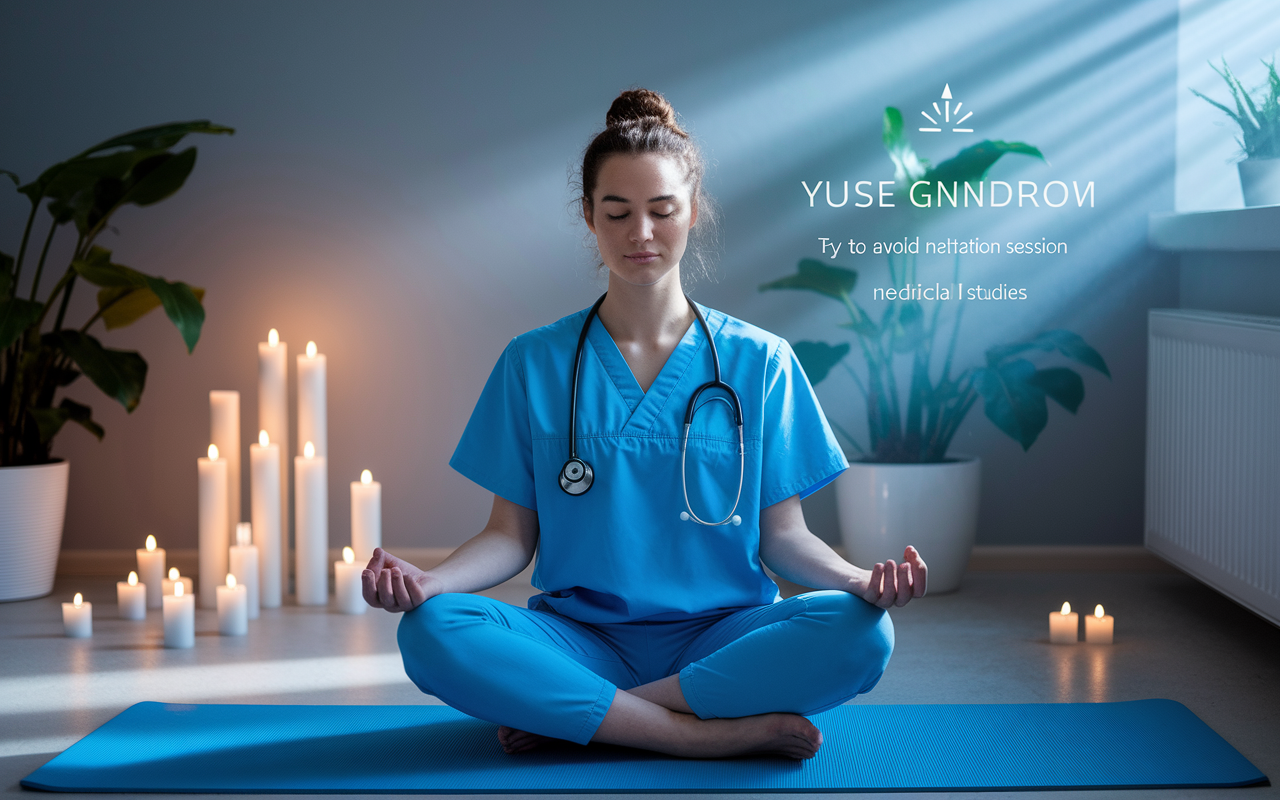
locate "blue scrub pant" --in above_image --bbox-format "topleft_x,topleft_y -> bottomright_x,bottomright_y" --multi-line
396,589 -> 894,745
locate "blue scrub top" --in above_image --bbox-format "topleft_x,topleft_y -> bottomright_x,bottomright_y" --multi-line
449,302 -> 848,624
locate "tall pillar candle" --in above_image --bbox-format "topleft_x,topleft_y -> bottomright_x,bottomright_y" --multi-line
136,535 -> 166,609
351,470 -> 381,563
297,341 -> 327,457
250,430 -> 283,608
210,390 -> 241,540
258,329 -> 289,593
295,441 -> 328,605
229,522 -> 260,619
198,444 -> 229,609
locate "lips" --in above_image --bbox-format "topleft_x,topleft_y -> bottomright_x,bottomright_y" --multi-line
625,251 -> 658,263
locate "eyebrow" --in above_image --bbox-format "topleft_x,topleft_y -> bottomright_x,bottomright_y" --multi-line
600,194 -> 678,204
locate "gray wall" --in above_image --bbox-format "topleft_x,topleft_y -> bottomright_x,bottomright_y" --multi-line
0,0 -> 1178,552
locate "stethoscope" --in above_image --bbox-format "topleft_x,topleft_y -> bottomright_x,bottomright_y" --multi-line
559,292 -> 744,527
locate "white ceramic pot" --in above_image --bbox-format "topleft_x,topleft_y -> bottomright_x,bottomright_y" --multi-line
0,460 -> 70,602
834,454 -> 980,595
1238,158 -> 1280,207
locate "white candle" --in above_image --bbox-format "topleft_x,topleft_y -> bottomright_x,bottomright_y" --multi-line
229,522 -> 260,619
258,330 -> 290,594
164,582 -> 195,648
62,593 -> 92,638
297,341 -> 327,457
295,441 -> 328,605
117,572 -> 146,620
350,470 -> 381,564
216,573 -> 248,635
198,444 -> 229,609
1049,601 -> 1079,644
136,535 -> 166,609
250,430 -> 283,608
162,567 -> 194,598
334,546 -> 366,615
210,390 -> 242,545
1085,604 -> 1115,644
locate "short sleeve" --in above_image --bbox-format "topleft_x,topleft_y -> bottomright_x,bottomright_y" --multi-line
760,338 -> 850,508
448,339 -> 537,510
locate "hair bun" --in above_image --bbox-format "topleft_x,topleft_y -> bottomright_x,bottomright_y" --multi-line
605,88 -> 686,136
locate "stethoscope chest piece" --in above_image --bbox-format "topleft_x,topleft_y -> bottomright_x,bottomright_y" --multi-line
559,458 -> 593,495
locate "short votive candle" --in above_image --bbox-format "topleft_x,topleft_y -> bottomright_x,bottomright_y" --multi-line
216,573 -> 248,636
1049,601 -> 1078,644
117,572 -> 147,620
163,582 -> 195,648
334,546 -> 366,615
62,593 -> 92,638
162,567 -> 193,598
1085,604 -> 1114,644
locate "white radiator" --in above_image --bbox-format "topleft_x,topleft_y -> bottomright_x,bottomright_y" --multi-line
1146,309 -> 1280,627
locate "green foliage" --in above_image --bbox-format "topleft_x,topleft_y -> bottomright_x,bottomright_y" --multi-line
1,121 -> 233,465
759,110 -> 1108,462
1191,57 -> 1280,160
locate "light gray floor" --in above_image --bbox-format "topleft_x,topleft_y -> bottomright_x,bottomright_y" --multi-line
2,567 -> 1277,799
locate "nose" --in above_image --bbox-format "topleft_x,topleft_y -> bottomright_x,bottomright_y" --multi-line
630,214 -> 654,244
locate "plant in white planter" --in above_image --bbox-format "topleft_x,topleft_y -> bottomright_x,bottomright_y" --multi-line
760,109 -> 1110,593
0,121 -> 232,601
1191,56 -> 1280,206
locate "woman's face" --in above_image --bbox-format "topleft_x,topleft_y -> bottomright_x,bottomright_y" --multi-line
585,152 -> 697,288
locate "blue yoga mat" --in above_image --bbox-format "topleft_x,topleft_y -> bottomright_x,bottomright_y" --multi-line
22,699 -> 1266,793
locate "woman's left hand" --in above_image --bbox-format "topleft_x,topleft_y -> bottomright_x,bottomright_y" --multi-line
858,546 -> 927,608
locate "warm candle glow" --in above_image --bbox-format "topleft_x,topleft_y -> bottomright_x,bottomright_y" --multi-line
175,582 -> 184,597
226,573 -> 237,588
128,571 -> 138,586
343,546 -> 355,564
145,535 -> 156,551
306,341 -> 317,358
1060,602 -> 1071,615
208,443 -> 219,461
169,567 -> 180,580
1095,604 -> 1105,618
258,429 -> 269,447
361,469 -> 372,485
73,593 -> 83,607
304,441 -> 315,459
236,522 -> 251,547
268,328 -> 279,347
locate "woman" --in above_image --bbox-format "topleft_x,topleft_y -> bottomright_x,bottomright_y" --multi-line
362,88 -> 927,761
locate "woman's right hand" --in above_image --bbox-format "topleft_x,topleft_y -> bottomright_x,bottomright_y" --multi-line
362,547 -> 443,612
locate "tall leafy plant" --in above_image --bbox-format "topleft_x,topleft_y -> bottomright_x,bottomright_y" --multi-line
1,121 -> 234,466
760,108 -> 1109,463
1191,56 -> 1280,160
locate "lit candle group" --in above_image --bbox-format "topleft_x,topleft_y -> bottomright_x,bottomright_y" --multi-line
1049,601 -> 1116,644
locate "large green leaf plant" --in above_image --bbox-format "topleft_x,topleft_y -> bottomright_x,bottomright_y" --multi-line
1,121 -> 233,466
760,108 -> 1108,462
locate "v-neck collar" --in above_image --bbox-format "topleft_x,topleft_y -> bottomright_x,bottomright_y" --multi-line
586,303 -> 722,434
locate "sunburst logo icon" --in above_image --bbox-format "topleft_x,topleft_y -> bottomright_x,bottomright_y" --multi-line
919,84 -> 973,134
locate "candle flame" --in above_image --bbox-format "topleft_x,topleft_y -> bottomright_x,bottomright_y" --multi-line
268,328 -> 279,347
236,522 -> 252,547
73,593 -> 83,607
343,546 -> 355,564
208,444 -> 219,461
169,567 -> 180,580
259,430 -> 269,447
306,341 -> 317,358
227,573 -> 237,588
128,571 -> 138,586
304,441 -> 315,459
1095,604 -> 1105,618
146,534 -> 156,551
175,582 -> 184,597
361,469 -> 372,485
1060,602 -> 1071,615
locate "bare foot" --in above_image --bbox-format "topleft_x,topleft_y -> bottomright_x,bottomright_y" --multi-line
497,725 -> 569,754
684,712 -> 823,760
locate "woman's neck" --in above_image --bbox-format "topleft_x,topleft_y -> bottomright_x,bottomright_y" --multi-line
597,269 -> 694,347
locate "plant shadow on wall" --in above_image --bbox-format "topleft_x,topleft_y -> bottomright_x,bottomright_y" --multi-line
762,107 -> 1110,591
762,108 -> 1111,464
0,121 -> 234,466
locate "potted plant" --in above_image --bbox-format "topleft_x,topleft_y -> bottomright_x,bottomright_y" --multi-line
0,121 -> 232,602
760,109 -> 1109,593
1192,56 -> 1280,206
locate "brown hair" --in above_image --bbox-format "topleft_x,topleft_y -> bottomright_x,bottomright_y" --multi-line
575,88 -> 719,284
